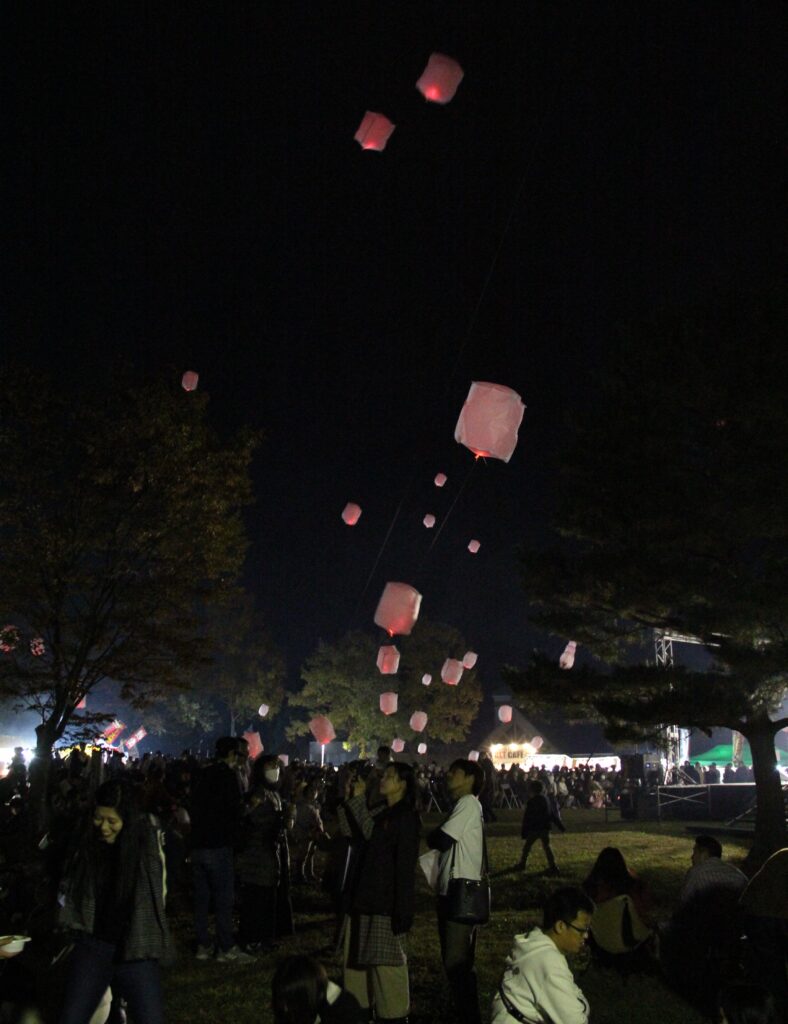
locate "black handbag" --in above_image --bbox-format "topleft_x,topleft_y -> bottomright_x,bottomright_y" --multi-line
446,825 -> 490,925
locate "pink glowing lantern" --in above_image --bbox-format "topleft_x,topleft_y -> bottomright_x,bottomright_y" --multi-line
467,539 -> 481,554
416,53 -> 465,104
422,673 -> 432,686
242,730 -> 264,760
374,582 -> 422,636
434,472 -> 447,487
392,738 -> 405,754
441,658 -> 464,685
342,502 -> 362,526
354,111 -> 395,151
423,513 -> 436,528
0,625 -> 19,653
498,704 -> 513,724
455,382 -> 526,462
410,711 -> 428,733
279,754 -> 289,767
77,696 -> 87,710
559,641 -> 577,670
258,703 -> 270,718
531,736 -> 544,751
181,370 -> 199,392
30,637 -> 45,657
417,742 -> 428,755
377,644 -> 401,674
380,691 -> 398,716
462,651 -> 478,670
310,715 -> 336,746
468,750 -> 480,762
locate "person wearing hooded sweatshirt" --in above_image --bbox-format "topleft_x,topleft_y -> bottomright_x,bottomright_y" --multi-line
491,887 -> 592,1024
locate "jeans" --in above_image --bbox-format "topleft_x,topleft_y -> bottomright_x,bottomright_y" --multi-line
238,882 -> 277,947
192,845 -> 235,952
437,896 -> 481,1024
58,935 -> 163,1024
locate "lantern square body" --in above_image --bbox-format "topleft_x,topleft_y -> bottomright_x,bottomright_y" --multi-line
531,736 -> 544,751
77,696 -> 87,710
377,644 -> 400,674
417,742 -> 427,755
310,715 -> 336,745
559,641 -> 577,670
258,703 -> 270,718
416,53 -> 464,104
498,704 -> 513,724
421,673 -> 432,686
354,111 -> 395,151
462,651 -> 478,669
342,502 -> 362,526
391,738 -> 405,753
468,750 -> 480,762
434,472 -> 447,487
409,711 -> 428,733
380,691 -> 398,716
243,730 -> 263,760
455,381 -> 525,462
423,513 -> 436,528
279,754 -> 289,767
441,658 -> 464,685
468,539 -> 481,554
374,582 -> 422,636
181,370 -> 199,392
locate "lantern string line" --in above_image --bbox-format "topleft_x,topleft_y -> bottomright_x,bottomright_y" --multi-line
352,480 -> 415,623
426,457 -> 477,554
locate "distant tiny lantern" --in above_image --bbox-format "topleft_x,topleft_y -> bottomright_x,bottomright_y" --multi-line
30,637 -> 45,657
410,711 -> 428,733
417,742 -> 427,755
392,738 -> 405,753
422,673 -> 432,686
310,715 -> 336,746
342,502 -> 362,526
354,111 -> 395,151
258,703 -> 270,718
434,472 -> 447,487
468,749 -> 480,762
377,644 -> 401,674
455,382 -> 526,462
374,582 -> 422,636
441,658 -> 464,685
380,691 -> 398,716
532,736 -> 544,751
423,513 -> 436,528
279,754 -> 289,767
181,370 -> 199,392
498,704 -> 513,724
416,52 -> 465,104
559,641 -> 577,670
468,539 -> 481,554
77,696 -> 87,710
462,651 -> 478,669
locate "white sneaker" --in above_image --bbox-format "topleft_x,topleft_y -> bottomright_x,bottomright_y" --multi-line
195,944 -> 214,960
216,946 -> 256,964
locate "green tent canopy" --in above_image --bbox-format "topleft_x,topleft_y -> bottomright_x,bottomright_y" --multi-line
693,741 -> 784,767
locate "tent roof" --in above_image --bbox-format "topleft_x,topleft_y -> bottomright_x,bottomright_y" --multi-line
483,706 -> 556,752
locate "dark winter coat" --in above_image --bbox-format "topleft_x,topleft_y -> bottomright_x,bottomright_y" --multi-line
190,760 -> 242,849
345,798 -> 420,925
235,788 -> 288,887
520,793 -> 554,837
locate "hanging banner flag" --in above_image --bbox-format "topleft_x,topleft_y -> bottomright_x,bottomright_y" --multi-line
125,727 -> 147,749
102,720 -> 126,744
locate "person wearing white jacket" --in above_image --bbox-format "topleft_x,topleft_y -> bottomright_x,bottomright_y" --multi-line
491,888 -> 593,1024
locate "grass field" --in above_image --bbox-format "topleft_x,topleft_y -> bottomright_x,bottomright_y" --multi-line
162,810 -> 750,1023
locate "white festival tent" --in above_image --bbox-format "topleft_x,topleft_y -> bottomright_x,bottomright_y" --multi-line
484,705 -> 620,772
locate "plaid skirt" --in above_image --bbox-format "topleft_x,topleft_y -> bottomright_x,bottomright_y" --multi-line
340,911 -> 407,967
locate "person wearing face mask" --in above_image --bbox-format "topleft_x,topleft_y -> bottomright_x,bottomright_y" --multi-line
236,754 -> 296,952
56,779 -> 172,1024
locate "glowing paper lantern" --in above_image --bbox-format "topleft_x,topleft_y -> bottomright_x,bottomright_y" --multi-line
468,750 -> 480,762
423,513 -> 436,528
310,716 -> 336,745
279,754 -> 289,767
559,641 -> 577,670
532,736 -> 544,751
181,371 -> 199,392
391,738 -> 405,754
242,730 -> 263,760
417,742 -> 427,755
462,651 -> 478,669
467,539 -> 481,554
377,644 -> 401,674
342,502 -> 362,526
441,658 -> 464,685
374,582 -> 422,636
434,472 -> 447,487
258,703 -> 270,718
421,673 -> 432,686
77,696 -> 87,710
416,53 -> 465,104
455,382 -> 526,463
380,691 -> 398,716
410,711 -> 428,733
498,704 -> 513,724
354,111 -> 395,151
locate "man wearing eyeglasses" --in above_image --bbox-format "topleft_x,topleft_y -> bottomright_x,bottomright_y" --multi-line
491,887 -> 593,1024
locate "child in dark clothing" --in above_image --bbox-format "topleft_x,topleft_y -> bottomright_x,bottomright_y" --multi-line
517,780 -> 560,875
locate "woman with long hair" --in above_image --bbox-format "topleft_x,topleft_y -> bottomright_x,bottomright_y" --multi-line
272,955 -> 365,1024
56,778 -> 171,1024
581,846 -> 653,965
339,761 -> 421,1024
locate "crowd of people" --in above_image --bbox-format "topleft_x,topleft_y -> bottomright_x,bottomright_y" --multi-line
0,739 -> 785,1024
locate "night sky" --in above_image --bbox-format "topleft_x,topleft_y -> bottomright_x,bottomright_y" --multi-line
5,4 -> 785,749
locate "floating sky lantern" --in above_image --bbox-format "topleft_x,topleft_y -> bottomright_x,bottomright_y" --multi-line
410,711 -> 428,733
392,738 -> 405,753
415,53 -> 464,104
462,651 -> 478,669
30,637 -> 45,657
417,742 -> 427,755
258,703 -> 270,718
532,736 -> 544,751
422,673 -> 432,686
559,641 -> 577,670
77,696 -> 87,710
242,730 -> 264,760
377,644 -> 400,674
498,704 -> 513,724
441,658 -> 464,685
380,691 -> 398,716
374,582 -> 422,636
342,502 -> 362,526
434,472 -> 447,487
468,750 -> 480,762
181,370 -> 199,392
310,715 -> 336,745
468,539 -> 481,554
279,754 -> 289,767
354,111 -> 395,151
455,382 -> 526,463
423,513 -> 436,528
